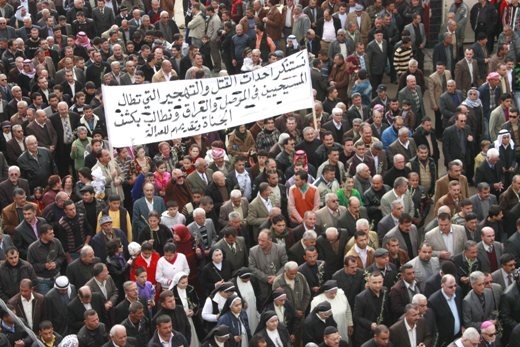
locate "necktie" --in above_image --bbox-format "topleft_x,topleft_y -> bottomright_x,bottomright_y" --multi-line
231,244 -> 236,254
441,74 -> 447,91
201,173 -> 207,184
62,117 -> 74,143
99,282 -> 107,298
101,7 -> 104,14
508,274 -> 513,286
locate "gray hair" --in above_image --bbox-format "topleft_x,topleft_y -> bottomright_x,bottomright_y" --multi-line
302,230 -> 317,240
356,218 -> 369,230
325,192 -> 338,203
393,176 -> 408,189
17,100 -> 28,108
228,211 -> 241,221
487,148 -> 500,159
230,189 -> 242,199
356,163 -> 369,174
398,127 -> 409,136
284,261 -> 298,271
80,245 -> 94,257
109,324 -> 126,337
411,293 -> 427,304
193,208 -> 206,218
469,271 -> 485,286
461,327 -> 480,342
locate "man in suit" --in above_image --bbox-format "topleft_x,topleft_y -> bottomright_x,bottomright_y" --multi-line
187,207 -> 217,254
475,148 -> 504,198
322,107 -> 349,144
346,93 -> 371,123
442,112 -> 474,175
131,182 -> 166,241
67,285 -> 107,334
338,196 -> 368,236
315,192 -> 347,229
432,34 -> 455,73
304,0 -> 324,29
213,227 -> 248,271
186,158 -> 213,194
425,212 -> 468,260
428,274 -> 463,347
49,101 -> 80,177
288,229 -> 317,265
407,242 -> 441,293
387,127 -> 418,162
455,48 -> 480,95
13,203 -> 46,259
489,94 -> 513,141
491,253 -> 516,290
452,240 -> 482,295
25,109 -> 58,150
55,58 -> 86,86
388,264 -> 421,324
389,303 -> 433,347
404,13 -> 427,70
398,75 -> 426,126
103,324 -> 136,347
61,69 -> 84,98
383,213 -> 419,261
0,165 -> 30,209
85,263 -> 119,310
429,62 -> 452,133
353,271 -> 389,346
92,0 -> 115,37
439,79 -> 464,129
462,270 -> 497,330
366,29 -> 388,96
347,4 -> 371,45
469,182 -> 498,221
477,227 -> 503,273
1,188 -> 39,237
246,182 -> 272,241
217,191 -> 249,229
6,124 -> 25,165
249,230 -> 288,305
8,279 -> 45,332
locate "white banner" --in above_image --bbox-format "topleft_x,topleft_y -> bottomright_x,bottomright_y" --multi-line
102,50 -> 314,148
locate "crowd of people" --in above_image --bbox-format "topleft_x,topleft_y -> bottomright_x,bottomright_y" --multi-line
0,0 -> 518,346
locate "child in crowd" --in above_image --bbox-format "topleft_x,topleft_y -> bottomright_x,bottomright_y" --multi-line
135,266 -> 156,316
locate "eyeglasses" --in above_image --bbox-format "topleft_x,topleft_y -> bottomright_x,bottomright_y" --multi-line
484,332 -> 497,336
510,115 -> 518,119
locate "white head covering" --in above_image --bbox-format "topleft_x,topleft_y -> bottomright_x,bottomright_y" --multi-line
495,129 -> 515,149
169,271 -> 189,290
58,335 -> 79,347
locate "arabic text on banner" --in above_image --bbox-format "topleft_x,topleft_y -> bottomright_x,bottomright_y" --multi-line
102,50 -> 314,148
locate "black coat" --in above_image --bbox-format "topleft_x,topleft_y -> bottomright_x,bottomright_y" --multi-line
353,288 -> 389,346
302,311 -> 337,345
67,293 -> 107,334
500,282 -> 520,342
428,286 -> 463,347
152,307 -> 191,344
474,160 -> 504,198
316,230 -> 349,280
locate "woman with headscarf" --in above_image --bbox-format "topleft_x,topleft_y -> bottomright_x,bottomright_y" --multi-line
217,295 -> 251,347
254,310 -> 291,347
310,280 -> 353,343
172,224 -> 200,285
170,271 -> 202,346
302,301 -> 337,345
200,248 -> 234,297
262,288 -> 296,343
201,325 -> 233,347
495,129 -> 516,188
202,282 -> 237,334
231,268 -> 260,333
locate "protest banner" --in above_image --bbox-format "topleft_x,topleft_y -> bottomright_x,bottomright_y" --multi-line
102,50 -> 314,148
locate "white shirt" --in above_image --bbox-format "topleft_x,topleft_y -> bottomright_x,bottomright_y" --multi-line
466,59 -> 474,83
322,19 -> 336,42
404,318 -> 417,347
267,329 -> 284,347
155,253 -> 190,289
21,294 -> 34,329
145,198 -> 154,213
261,196 -> 273,212
159,333 -> 173,347
441,229 -> 454,255
95,278 -> 108,298
354,244 -> 368,268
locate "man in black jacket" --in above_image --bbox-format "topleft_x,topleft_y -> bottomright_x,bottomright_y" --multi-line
151,290 -> 191,344
67,286 -> 107,334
